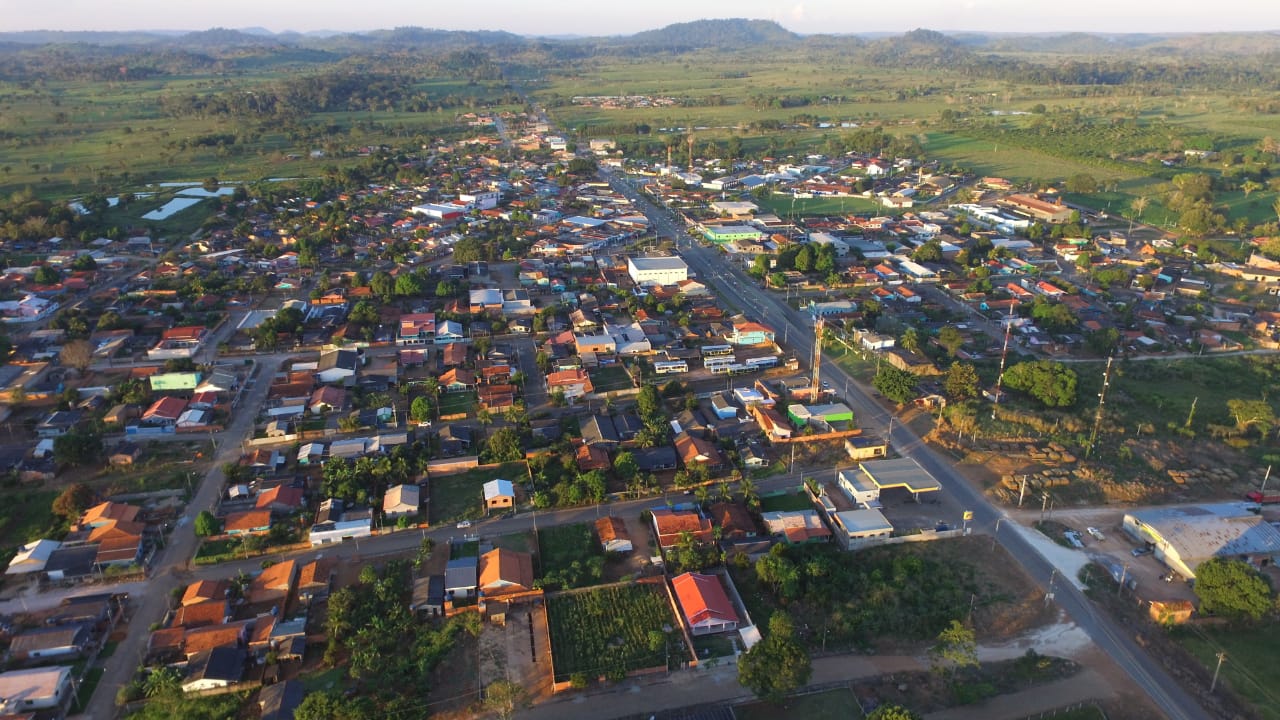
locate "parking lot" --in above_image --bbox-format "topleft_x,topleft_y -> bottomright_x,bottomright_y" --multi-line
1048,508 -> 1197,602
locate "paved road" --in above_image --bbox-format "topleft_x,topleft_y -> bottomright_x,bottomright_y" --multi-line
601,168 -> 1212,720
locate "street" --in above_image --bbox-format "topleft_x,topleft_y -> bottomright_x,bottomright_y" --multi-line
600,167 -> 1212,720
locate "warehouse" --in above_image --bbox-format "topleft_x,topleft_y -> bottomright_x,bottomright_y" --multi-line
627,256 -> 688,287
1122,503 -> 1280,579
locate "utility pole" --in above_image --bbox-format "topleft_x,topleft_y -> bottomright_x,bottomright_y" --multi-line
1210,652 -> 1227,693
991,517 -> 1002,552
1117,563 -> 1128,596
1017,475 -> 1028,508
1040,492 -> 1049,522
1185,396 -> 1198,428
1086,354 -> 1115,458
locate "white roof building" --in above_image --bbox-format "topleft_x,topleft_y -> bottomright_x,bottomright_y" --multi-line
5,539 -> 61,575
483,479 -> 515,502
627,256 -> 688,287
1123,503 -> 1280,579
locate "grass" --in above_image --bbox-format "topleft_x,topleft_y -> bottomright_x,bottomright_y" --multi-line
427,461 -> 527,524
437,391 -> 476,417
0,489 -> 62,567
1038,708 -> 1107,720
756,193 -> 883,218
1176,623 -> 1280,720
546,582 -> 678,682
536,523 -> 605,589
588,365 -> 634,394
691,633 -> 738,660
758,490 -> 814,513
735,687 -> 863,720
299,666 -> 347,694
72,666 -> 105,713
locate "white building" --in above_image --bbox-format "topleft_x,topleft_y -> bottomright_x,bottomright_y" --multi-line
458,191 -> 501,210
1122,503 -> 1280,580
627,256 -> 688,287
309,517 -> 373,546
808,232 -> 850,256
0,665 -> 73,713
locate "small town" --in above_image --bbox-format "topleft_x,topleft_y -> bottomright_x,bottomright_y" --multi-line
1,11 -> 1280,720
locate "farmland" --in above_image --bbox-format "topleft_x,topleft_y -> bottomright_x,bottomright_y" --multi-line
546,582 -> 679,682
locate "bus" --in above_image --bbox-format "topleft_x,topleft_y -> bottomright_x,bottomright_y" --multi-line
744,355 -> 779,369
712,363 -> 752,375
703,356 -> 736,371
700,344 -> 734,358
654,360 -> 689,375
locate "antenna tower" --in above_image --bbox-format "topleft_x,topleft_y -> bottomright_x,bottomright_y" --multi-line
1087,355 -> 1115,457
811,312 -> 824,400
991,309 -> 1013,419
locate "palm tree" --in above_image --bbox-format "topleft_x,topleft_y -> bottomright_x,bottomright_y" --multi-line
1131,195 -> 1150,221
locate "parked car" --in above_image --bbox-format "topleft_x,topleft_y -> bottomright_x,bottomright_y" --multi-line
1086,526 -> 1105,541
456,520 -> 472,529
1131,545 -> 1153,557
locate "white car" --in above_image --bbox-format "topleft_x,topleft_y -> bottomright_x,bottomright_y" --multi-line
1086,526 -> 1105,541
456,520 -> 472,529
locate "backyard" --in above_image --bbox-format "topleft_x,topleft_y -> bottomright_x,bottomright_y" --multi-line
428,462 -> 527,525
546,581 -> 680,682
536,523 -> 606,590
758,489 -> 814,513
0,489 -> 61,567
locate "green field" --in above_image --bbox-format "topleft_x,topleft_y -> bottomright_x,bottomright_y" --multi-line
547,582 -> 678,682
537,523 -> 605,589
589,365 -> 634,394
1176,624 -> 1280,720
758,490 -> 814,513
427,462 -> 527,524
437,391 -> 476,417
0,489 -> 62,568
756,193 -> 883,218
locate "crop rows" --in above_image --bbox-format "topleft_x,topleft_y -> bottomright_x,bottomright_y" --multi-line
547,583 -> 675,681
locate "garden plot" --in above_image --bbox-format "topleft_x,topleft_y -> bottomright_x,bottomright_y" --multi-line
546,581 -> 681,682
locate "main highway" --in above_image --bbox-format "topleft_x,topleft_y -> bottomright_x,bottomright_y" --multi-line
601,167 -> 1212,720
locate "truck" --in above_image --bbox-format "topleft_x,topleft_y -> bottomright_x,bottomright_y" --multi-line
1245,490 -> 1280,504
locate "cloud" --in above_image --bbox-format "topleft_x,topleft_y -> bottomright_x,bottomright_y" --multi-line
791,3 -> 806,21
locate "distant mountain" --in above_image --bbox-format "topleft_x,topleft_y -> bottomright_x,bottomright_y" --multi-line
612,18 -> 799,50
170,27 -> 283,49
863,28 -> 972,66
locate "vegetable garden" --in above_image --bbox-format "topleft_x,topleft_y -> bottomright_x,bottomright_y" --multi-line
547,582 -> 678,682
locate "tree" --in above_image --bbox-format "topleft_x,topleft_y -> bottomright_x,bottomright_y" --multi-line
484,427 -> 524,463
483,680 -> 528,720
943,363 -> 979,401
1227,398 -> 1276,438
794,245 -> 814,272
867,705 -> 923,720
53,429 -> 102,466
194,510 -> 221,537
33,265 -> 60,285
1003,360 -> 1077,408
873,365 -> 919,404
52,483 -> 95,522
410,396 -> 433,423
929,620 -> 978,677
737,612 -> 812,703
912,239 -> 942,263
936,326 -> 964,358
1064,173 -> 1098,194
614,451 -> 639,486
1194,558 -> 1273,621
370,270 -> 394,301
59,339 -> 94,372
1131,196 -> 1150,221
394,273 -> 425,297
899,327 -> 920,354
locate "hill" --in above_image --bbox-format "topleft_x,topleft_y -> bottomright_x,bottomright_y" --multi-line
613,18 -> 799,50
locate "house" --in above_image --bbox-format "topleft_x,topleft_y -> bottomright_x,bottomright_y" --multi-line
194,371 -> 237,395
248,560 -> 297,608
469,288 -> 504,314
546,368 -> 594,400
256,485 -> 305,515
182,646 -> 246,693
172,600 -> 232,629
580,414 -> 620,450
108,441 -> 143,466
831,508 -> 894,547
316,349 -> 360,385
7,623 -> 92,661
142,396 -> 187,425
437,424 -> 473,455
440,368 -> 476,392
650,508 -> 715,549
397,313 -> 436,346
0,666 -> 74,713
382,484 -> 421,519
308,385 -> 346,415
224,510 -> 272,536
477,548 -> 535,597
708,503 -> 757,540
483,479 -> 515,512
727,321 -> 775,346
297,558 -> 335,603
441,342 -> 468,367
760,510 -> 832,544
671,572 -> 740,636
35,410 -> 84,438
445,557 -> 479,599
5,539 -> 60,575
575,443 -> 611,472
182,579 -> 230,606
675,432 -> 724,470
595,516 -> 633,554
259,680 -> 306,720
88,520 -> 144,568
80,501 -> 140,528
435,320 -> 466,344
632,446 -> 678,472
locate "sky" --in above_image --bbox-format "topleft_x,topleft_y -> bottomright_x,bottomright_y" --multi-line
2,0 -> 1278,36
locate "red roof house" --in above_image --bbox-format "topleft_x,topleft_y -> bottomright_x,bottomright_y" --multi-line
671,572 -> 740,635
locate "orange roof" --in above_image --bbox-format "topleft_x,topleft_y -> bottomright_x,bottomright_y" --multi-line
161,325 -> 206,341
248,560 -> 297,605
81,501 -> 139,526
256,485 -> 304,510
576,443 -> 611,471
546,368 -> 593,391
477,548 -> 534,595
148,627 -> 185,654
651,508 -> 714,548
595,516 -> 629,544
298,558 -> 335,589
182,579 -> 229,606
87,519 -> 144,543
672,572 -> 739,628
224,510 -> 271,534
182,621 -> 250,657
172,600 -> 229,629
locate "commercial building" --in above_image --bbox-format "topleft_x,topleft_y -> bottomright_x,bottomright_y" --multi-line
1122,503 -> 1280,579
0,665 -> 74,713
627,256 -> 688,287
